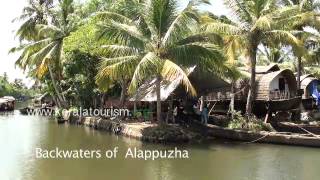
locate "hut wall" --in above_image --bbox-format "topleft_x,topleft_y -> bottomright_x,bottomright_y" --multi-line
269,75 -> 289,91
255,69 -> 297,100
301,77 -> 319,99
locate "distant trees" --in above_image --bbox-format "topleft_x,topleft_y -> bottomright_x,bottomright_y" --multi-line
11,0 -> 81,107
9,0 -> 320,121
0,74 -> 35,98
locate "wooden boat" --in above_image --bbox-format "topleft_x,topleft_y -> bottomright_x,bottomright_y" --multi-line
302,98 -> 317,110
0,96 -> 15,111
276,122 -> 320,135
56,117 -> 66,124
205,65 -> 302,119
19,106 -> 55,116
205,124 -> 320,147
19,107 -> 32,115
299,74 -> 320,110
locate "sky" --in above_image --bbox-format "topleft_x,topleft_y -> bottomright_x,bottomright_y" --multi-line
0,0 -> 32,86
0,0 -> 228,87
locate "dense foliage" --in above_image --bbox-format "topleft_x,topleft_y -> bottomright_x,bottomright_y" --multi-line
0,73 -> 37,98
9,0 -> 320,121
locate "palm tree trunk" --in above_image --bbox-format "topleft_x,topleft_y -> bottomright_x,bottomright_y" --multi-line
296,56 -> 302,121
297,57 -> 302,91
48,64 -> 64,108
52,95 -> 61,108
120,80 -> 127,106
156,75 -> 162,122
245,44 -> 258,116
100,93 -> 106,108
229,81 -> 235,119
133,100 -> 137,115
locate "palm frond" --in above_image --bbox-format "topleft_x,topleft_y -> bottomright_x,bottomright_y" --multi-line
128,52 -> 162,94
96,55 -> 141,86
101,45 -> 140,57
161,59 -> 196,96
167,42 -> 225,66
162,0 -> 199,46
96,21 -> 147,48
204,22 -> 242,36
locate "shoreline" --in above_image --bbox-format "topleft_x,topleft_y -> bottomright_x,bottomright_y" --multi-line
63,114 -> 201,143
60,113 -> 320,147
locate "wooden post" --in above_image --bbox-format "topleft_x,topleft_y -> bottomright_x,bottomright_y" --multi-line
264,110 -> 271,123
170,96 -> 174,124
208,102 -> 217,117
200,96 -> 204,112
264,102 -> 271,123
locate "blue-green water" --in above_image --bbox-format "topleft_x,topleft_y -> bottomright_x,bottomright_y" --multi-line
0,110 -> 320,180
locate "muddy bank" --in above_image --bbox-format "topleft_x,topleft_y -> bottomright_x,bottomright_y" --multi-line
60,111 -> 202,143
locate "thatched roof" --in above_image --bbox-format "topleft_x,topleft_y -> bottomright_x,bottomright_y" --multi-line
256,64 -> 280,74
300,74 -> 314,82
0,96 -> 15,105
0,99 -> 8,104
256,69 -> 297,100
239,64 -> 280,75
129,76 -> 186,102
130,67 -> 230,102
299,74 -> 319,98
301,78 -> 316,90
2,96 -> 15,101
300,75 -> 317,89
299,74 -> 319,90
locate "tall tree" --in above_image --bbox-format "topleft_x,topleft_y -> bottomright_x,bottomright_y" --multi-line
95,0 -> 227,122
13,0 -> 53,41
205,0 -> 304,115
11,0 -> 79,107
279,0 -> 320,90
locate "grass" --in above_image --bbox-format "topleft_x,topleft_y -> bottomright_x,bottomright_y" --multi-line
228,111 -> 272,132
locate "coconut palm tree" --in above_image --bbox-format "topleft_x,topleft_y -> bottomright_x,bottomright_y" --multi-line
279,0 -> 320,90
11,0 -> 78,108
204,0 -> 305,115
13,0 -> 53,41
95,0 -> 228,122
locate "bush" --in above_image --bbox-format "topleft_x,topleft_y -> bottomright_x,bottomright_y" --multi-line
55,108 -> 63,119
228,111 -> 271,132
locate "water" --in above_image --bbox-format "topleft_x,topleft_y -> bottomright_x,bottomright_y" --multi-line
0,110 -> 320,180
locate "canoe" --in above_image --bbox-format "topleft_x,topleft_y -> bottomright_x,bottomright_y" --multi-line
19,106 -> 55,116
0,96 -> 15,111
276,122 -> 320,135
19,107 -> 32,115
56,118 -> 66,124
205,124 -> 320,147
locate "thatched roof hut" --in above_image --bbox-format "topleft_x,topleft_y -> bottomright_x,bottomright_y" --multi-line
0,96 -> 15,111
1,96 -> 15,102
299,74 -> 319,99
235,64 -> 297,101
201,64 -> 300,116
255,69 -> 297,100
130,67 -> 230,102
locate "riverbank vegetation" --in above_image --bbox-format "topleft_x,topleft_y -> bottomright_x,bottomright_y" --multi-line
10,0 -> 320,130
228,111 -> 274,132
0,73 -> 38,99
